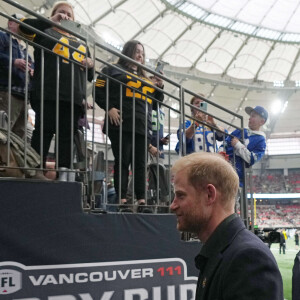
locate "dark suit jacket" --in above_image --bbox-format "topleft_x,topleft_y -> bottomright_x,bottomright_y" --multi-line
195,214 -> 283,300
293,251 -> 300,300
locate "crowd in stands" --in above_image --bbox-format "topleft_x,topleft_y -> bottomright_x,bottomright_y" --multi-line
278,204 -> 300,227
252,172 -> 300,228
255,204 -> 300,228
250,173 -> 300,193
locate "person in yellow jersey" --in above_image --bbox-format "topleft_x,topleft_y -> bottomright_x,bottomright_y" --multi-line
95,40 -> 164,212
19,2 -> 94,179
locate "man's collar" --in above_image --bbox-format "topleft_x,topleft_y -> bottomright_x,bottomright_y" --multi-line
195,213 -> 238,270
199,213 -> 237,258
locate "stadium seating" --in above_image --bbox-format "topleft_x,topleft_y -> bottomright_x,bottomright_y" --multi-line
255,204 -> 300,228
249,173 -> 300,194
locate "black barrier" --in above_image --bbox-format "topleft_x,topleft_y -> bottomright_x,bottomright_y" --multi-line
293,251 -> 300,300
0,179 -> 200,299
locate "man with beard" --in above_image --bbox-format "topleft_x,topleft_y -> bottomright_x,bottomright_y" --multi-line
170,152 -> 283,300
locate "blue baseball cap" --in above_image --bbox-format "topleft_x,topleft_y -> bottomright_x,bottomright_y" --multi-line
245,106 -> 268,122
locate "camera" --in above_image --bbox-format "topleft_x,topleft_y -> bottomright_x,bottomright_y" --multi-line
254,229 -> 281,244
200,101 -> 207,112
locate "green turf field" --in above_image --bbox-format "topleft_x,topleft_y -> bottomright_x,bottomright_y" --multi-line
270,238 -> 298,300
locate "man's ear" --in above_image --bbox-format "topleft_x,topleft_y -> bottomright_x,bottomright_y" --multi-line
206,183 -> 217,206
260,117 -> 266,126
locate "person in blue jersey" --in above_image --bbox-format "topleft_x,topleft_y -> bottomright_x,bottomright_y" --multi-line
210,105 -> 268,186
175,95 -> 218,155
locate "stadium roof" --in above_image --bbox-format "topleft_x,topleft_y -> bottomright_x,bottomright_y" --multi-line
1,0 -> 300,138
67,0 -> 300,83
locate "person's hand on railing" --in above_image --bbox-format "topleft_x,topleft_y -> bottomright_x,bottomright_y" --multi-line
231,137 -> 240,147
150,72 -> 164,88
148,144 -> 160,157
81,58 -> 94,69
108,108 -> 121,126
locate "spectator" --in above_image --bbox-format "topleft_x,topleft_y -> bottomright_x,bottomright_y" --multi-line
279,230 -> 286,254
127,107 -> 169,206
282,229 -> 288,241
148,107 -> 169,162
146,107 -> 170,205
0,13 -> 34,138
19,2 -> 94,180
95,40 -> 164,212
75,100 -> 93,168
175,95 -> 219,154
209,105 -> 268,186
170,152 -> 283,299
295,231 -> 299,249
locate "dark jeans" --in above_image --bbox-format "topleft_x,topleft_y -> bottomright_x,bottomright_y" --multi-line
109,130 -> 147,200
31,100 -> 81,168
279,243 -> 286,254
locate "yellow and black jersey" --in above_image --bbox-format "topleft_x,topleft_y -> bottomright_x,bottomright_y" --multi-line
95,64 -> 164,137
19,19 -> 93,106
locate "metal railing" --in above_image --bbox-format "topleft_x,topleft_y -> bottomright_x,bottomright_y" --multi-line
0,0 -> 247,222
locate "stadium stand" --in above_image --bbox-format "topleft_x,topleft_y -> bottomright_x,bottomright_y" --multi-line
249,173 -> 300,194
255,204 -> 300,228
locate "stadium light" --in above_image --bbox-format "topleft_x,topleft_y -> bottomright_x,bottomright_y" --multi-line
271,99 -> 283,115
273,81 -> 284,87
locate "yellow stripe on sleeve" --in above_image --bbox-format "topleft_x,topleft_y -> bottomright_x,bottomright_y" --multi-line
18,22 -> 36,41
95,79 -> 106,87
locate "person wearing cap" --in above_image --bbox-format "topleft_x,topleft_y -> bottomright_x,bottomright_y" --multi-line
0,13 -> 34,138
210,105 -> 268,186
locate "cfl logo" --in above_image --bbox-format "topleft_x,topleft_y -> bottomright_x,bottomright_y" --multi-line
0,269 -> 21,294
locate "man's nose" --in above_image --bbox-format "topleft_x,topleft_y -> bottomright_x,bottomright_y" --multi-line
170,199 -> 178,211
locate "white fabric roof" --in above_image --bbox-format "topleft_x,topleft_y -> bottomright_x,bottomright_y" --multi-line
66,0 -> 300,83
189,0 -> 300,33
1,0 -> 300,137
